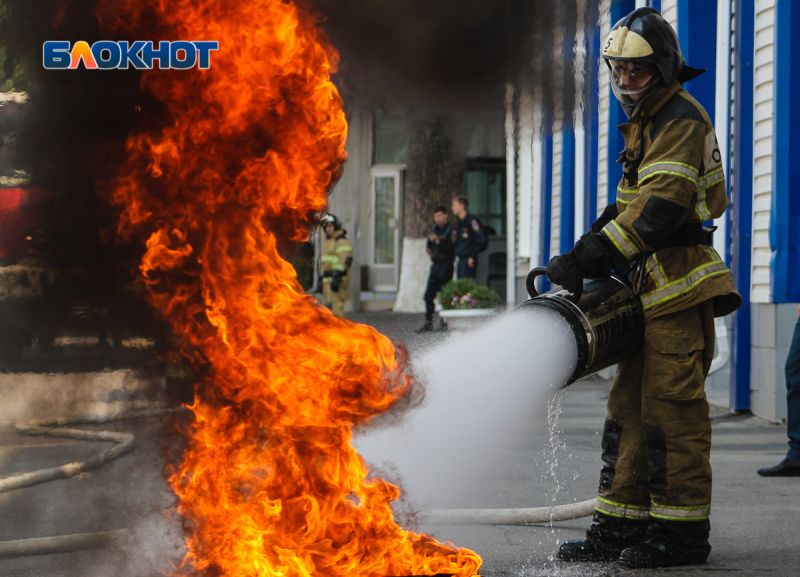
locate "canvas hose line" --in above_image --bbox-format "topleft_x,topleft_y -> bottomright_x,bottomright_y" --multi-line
0,407 -> 179,558
423,499 -> 596,526
0,405 -> 603,558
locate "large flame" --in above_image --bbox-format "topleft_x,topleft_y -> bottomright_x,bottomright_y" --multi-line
97,1 -> 481,575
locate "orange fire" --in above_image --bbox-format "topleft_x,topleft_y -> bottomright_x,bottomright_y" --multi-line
97,1 -> 481,575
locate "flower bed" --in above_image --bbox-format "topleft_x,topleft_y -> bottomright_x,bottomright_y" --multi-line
437,278 -> 499,331
438,278 -> 499,310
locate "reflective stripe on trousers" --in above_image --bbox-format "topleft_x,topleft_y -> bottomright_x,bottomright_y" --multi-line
595,496 -> 650,521
650,501 -> 711,522
595,499 -> 711,522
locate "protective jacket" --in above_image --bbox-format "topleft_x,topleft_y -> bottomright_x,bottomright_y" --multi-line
320,229 -> 353,277
599,81 -> 741,320
320,229 -> 353,317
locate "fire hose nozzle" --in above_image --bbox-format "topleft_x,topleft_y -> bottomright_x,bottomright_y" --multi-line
521,267 -> 644,385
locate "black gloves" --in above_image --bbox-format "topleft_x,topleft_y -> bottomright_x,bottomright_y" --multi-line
330,271 -> 343,292
591,203 -> 619,233
547,253 -> 584,298
572,232 -> 618,278
547,232 -> 624,299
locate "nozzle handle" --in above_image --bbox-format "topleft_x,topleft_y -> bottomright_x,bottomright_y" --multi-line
526,267 -> 548,298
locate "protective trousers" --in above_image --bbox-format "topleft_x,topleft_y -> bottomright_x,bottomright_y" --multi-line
322,276 -> 349,317
596,300 -> 715,524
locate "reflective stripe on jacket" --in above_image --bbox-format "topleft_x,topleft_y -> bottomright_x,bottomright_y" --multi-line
320,230 -> 353,276
600,81 -> 740,320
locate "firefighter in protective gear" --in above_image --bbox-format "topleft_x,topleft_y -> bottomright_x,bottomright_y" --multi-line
548,8 -> 741,569
319,214 -> 353,317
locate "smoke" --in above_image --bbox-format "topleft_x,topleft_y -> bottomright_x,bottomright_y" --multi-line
310,0 -> 598,122
354,307 -> 578,512
309,0 -> 511,108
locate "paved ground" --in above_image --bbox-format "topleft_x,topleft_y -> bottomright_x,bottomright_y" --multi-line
353,312 -> 800,577
0,310 -> 796,576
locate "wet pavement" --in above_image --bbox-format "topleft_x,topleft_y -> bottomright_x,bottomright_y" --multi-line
0,310 -> 796,576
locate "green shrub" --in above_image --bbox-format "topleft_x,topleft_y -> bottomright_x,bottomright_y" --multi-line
438,278 -> 499,310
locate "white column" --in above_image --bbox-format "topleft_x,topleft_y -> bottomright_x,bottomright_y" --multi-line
714,0 -> 731,261
517,91 -> 534,260
504,84 -> 517,307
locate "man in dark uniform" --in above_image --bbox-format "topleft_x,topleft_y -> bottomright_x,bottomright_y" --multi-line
416,206 -> 454,333
451,196 -> 486,279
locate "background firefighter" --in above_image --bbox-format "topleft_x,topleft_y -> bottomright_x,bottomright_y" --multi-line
319,214 -> 353,317
546,7 -> 741,569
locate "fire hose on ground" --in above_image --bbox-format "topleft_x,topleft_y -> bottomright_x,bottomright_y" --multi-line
0,407 -> 178,559
0,407 -> 599,562
423,499 -> 597,526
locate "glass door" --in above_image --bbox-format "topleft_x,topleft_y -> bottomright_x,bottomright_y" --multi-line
370,167 -> 402,291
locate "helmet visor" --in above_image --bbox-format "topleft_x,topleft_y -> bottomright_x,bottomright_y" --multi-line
608,60 -> 659,98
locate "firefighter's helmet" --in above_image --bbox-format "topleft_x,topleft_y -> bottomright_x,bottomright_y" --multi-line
321,213 -> 342,230
602,7 -> 703,99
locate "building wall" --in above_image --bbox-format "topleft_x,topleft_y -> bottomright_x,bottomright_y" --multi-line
751,303 -> 792,422
327,106 -> 373,309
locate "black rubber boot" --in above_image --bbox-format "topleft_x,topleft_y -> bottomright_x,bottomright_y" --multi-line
414,320 -> 434,333
618,519 -> 711,568
557,514 -> 648,562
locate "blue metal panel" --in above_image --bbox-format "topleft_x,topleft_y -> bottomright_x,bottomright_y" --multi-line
609,0 -> 635,26
731,0 -> 753,412
676,0 -> 717,120
560,128 -> 576,255
648,0 -> 662,11
585,12 -> 600,230
771,0 -> 800,302
540,130 -> 554,292
606,0 -> 635,205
